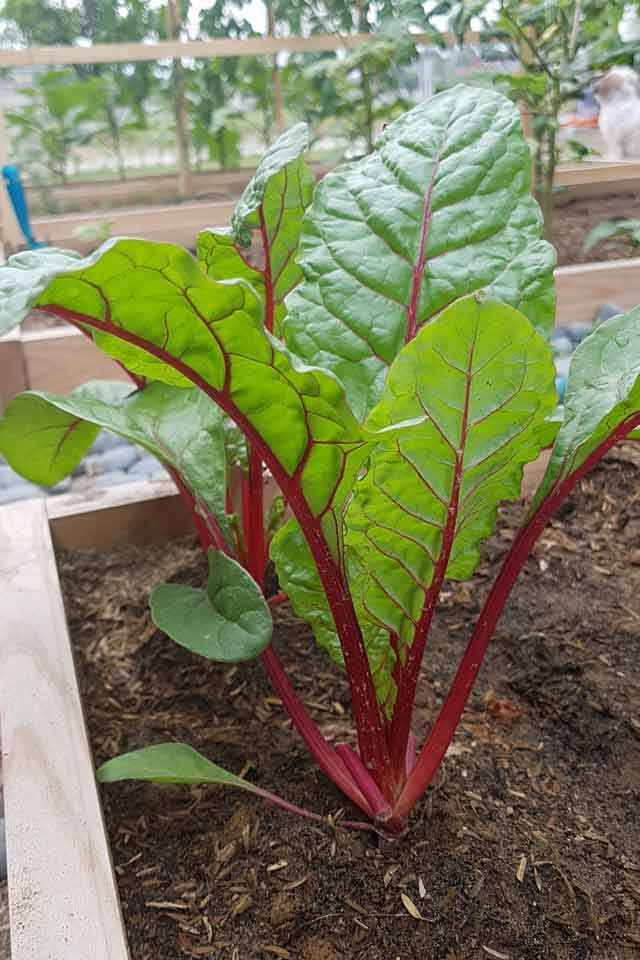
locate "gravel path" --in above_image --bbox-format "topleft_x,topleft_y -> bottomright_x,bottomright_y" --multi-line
0,431 -> 170,505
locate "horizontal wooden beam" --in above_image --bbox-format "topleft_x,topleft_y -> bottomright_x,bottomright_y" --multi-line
555,257 -> 640,326
1,258 -> 637,408
0,31 -> 471,68
47,478 -> 192,551
554,160 -> 640,187
33,199 -> 235,251
0,498 -> 130,959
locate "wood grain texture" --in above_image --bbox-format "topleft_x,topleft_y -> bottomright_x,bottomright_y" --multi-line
0,499 -> 130,959
0,31 -> 474,68
0,331 -> 28,412
47,478 -> 193,551
556,258 -> 640,326
21,326 -> 129,397
33,199 -> 235,251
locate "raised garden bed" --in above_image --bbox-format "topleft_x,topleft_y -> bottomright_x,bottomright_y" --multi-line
3,259 -> 639,412
1,449 -> 639,959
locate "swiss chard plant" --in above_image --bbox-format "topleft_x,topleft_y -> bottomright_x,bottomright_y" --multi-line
2,85 -> 640,840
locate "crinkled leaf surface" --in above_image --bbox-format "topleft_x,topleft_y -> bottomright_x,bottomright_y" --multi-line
197,123 -> 314,337
270,518 -> 396,713
150,549 -> 272,662
0,247 -> 84,335
530,307 -> 640,512
345,297 -> 557,651
285,84 -> 555,420
97,742 -> 260,791
0,381 -> 227,529
14,238 -> 370,552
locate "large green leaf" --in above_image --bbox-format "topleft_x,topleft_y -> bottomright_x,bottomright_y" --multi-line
197,123 -> 315,336
285,84 -> 556,420
0,247 -> 84,335
345,296 -> 557,651
530,307 -> 640,512
97,742 -> 262,791
14,238 -> 371,555
0,381 -> 227,532
270,519 -> 396,713
151,549 -> 272,662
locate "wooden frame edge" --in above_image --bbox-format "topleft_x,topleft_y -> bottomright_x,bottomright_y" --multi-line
0,499 -> 130,959
47,478 -> 193,551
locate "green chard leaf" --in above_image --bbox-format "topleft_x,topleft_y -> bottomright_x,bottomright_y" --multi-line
344,296 -> 557,655
530,307 -> 640,512
151,549 -> 272,662
97,742 -> 262,791
0,381 -> 228,535
270,519 -> 397,713
197,123 -> 315,337
0,247 -> 85,336
6,237 -> 370,555
285,84 -> 556,420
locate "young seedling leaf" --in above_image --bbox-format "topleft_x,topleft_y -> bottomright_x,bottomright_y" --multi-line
150,549 -> 272,662
345,297 -> 557,648
0,246 -> 84,335
0,381 -> 228,533
286,84 -> 555,420
530,306 -> 640,512
97,743 -> 333,828
97,742 -> 261,789
198,123 -> 314,336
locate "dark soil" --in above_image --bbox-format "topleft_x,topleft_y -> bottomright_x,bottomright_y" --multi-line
59,449 -> 640,960
553,192 -> 640,266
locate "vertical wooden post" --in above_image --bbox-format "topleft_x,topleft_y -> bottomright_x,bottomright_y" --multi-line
167,0 -> 192,199
266,1 -> 285,136
0,107 -> 24,255
0,332 -> 28,412
518,26 -> 535,142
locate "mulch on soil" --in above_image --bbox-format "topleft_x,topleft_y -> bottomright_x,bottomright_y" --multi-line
554,192 -> 640,267
59,449 -> 640,960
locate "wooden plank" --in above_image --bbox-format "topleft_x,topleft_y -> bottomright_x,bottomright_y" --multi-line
555,160 -> 640,186
32,199 -> 235,251
47,479 -> 193,551
21,326 -> 129,396
25,163 -> 333,217
555,258 -> 640,326
0,260 -> 634,407
0,498 -> 130,959
0,31 -> 473,68
0,330 -> 28,412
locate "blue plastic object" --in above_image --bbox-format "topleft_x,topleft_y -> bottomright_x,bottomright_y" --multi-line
2,164 -> 43,249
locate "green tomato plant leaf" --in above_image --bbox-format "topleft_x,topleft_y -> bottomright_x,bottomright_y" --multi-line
197,122 -> 315,337
344,296 -> 557,653
150,549 -> 272,662
0,381 -> 228,536
285,84 -> 556,420
530,307 -> 640,513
